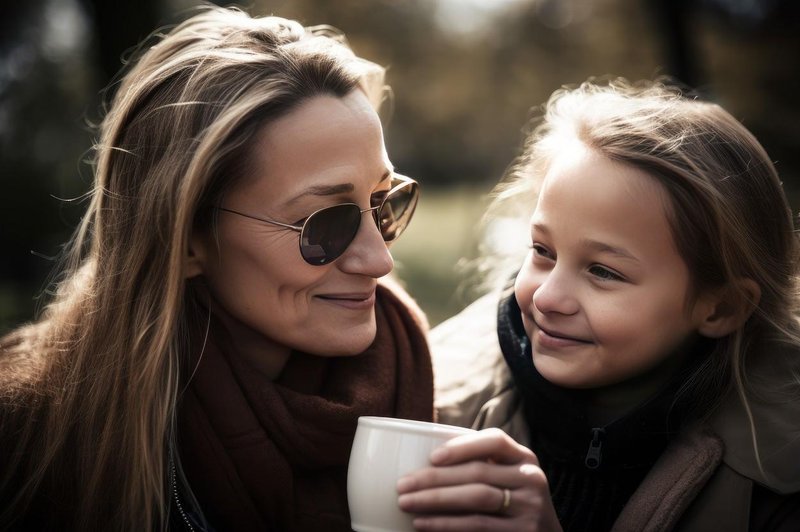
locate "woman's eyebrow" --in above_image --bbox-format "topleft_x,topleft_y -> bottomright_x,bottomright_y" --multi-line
284,170 -> 392,206
290,183 -> 355,203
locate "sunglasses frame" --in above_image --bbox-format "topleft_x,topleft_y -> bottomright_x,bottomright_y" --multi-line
216,174 -> 419,265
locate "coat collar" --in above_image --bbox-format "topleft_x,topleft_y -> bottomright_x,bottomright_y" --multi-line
710,326 -> 800,494
612,426 -> 752,532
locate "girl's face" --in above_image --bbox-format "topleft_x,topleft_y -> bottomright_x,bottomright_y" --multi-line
515,144 -> 712,389
191,91 -> 395,378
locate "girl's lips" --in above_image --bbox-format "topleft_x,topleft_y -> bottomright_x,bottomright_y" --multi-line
316,291 -> 376,310
529,316 -> 594,347
535,328 -> 594,350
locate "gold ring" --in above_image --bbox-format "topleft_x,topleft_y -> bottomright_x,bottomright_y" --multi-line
498,487 -> 511,514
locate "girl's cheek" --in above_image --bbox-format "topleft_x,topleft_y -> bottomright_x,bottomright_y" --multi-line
514,269 -> 529,301
515,265 -> 538,309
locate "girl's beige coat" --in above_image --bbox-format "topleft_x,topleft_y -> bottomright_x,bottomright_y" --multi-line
431,292 -> 800,532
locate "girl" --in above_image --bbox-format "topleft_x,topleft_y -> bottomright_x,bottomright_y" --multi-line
398,80 -> 800,531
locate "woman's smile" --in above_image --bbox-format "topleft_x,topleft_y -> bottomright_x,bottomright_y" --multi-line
315,290 -> 377,310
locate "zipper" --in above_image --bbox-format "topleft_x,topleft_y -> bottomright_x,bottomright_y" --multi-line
584,427 -> 605,470
170,454 -> 196,532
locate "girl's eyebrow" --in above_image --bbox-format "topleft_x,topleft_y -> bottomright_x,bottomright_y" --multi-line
531,223 -> 550,235
581,238 -> 640,262
533,224 -> 640,262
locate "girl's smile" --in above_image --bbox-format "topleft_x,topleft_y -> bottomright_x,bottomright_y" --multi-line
527,315 -> 595,347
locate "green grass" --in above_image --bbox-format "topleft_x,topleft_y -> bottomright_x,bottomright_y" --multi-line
391,185 -> 492,326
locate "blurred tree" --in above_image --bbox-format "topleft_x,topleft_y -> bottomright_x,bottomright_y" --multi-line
1,0 -> 96,330
79,0 -> 160,85
2,0 -> 799,331
0,0 -> 180,331
645,0 -> 701,88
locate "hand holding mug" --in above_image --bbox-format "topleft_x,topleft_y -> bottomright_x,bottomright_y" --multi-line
396,428 -> 563,531
347,416 -> 476,531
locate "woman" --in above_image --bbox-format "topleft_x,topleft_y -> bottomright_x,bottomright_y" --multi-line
398,80 -> 800,531
0,7 -> 432,531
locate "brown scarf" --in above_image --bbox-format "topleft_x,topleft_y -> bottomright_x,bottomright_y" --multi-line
177,282 -> 434,531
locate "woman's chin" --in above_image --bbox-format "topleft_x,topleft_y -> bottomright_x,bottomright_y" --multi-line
307,324 -> 377,357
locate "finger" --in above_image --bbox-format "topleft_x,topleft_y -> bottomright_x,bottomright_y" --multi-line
430,428 -> 538,467
398,483 -> 511,515
397,461 -> 547,494
412,514 -> 531,532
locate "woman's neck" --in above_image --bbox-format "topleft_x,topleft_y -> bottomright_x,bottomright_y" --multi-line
215,315 -> 291,380
189,280 -> 292,380
197,300 -> 291,381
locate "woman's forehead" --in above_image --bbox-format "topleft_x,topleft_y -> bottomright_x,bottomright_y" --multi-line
225,92 -> 390,208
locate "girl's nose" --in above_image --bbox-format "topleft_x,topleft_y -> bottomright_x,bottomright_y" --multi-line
532,266 -> 580,316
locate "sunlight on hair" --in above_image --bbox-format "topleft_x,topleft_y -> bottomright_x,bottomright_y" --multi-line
433,0 -> 534,37
483,216 -> 531,256
432,0 -> 595,37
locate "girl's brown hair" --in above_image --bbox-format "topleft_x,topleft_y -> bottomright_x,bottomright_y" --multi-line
486,78 -> 799,469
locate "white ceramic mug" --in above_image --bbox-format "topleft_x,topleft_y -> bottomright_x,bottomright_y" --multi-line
347,416 -> 476,532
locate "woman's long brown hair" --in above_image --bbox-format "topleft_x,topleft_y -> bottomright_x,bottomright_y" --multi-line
0,6 -> 386,529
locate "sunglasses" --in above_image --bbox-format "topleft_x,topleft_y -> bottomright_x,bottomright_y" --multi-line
216,174 -> 419,265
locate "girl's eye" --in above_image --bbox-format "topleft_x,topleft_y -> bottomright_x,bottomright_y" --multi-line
531,243 -> 554,260
589,265 -> 624,282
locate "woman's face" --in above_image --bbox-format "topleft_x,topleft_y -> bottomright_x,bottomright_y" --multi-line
192,91 -> 395,378
514,144 -> 713,389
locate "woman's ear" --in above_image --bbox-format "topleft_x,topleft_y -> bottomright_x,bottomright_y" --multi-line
696,278 -> 761,338
185,233 -> 206,279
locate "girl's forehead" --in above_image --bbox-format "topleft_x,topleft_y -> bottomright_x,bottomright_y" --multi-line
533,148 -> 679,262
539,147 -> 663,202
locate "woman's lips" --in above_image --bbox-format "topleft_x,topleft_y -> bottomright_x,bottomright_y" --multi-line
316,291 -> 376,310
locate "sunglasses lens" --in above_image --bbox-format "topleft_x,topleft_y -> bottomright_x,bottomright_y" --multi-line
379,181 -> 419,242
299,204 -> 361,265
297,177 -> 419,266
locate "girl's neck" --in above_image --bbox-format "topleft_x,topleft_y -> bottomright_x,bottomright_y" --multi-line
584,338 -> 697,427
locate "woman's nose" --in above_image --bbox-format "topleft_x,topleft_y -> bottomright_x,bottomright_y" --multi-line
532,266 -> 579,316
336,213 -> 394,278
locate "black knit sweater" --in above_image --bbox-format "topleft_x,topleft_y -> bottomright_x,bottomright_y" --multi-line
497,293 -> 712,532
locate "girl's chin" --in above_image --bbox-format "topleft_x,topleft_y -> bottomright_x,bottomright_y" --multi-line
531,355 -> 596,390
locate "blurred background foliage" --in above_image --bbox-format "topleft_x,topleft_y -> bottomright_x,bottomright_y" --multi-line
1,0 -> 799,331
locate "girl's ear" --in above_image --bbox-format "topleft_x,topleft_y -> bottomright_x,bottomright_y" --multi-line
697,278 -> 761,338
185,233 -> 207,279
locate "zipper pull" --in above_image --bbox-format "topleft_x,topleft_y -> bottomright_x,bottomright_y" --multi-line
585,428 -> 605,470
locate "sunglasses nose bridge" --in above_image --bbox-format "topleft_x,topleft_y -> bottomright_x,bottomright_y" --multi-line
337,204 -> 395,274
363,204 -> 382,228
347,205 -> 389,255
